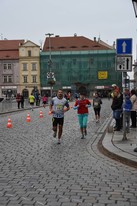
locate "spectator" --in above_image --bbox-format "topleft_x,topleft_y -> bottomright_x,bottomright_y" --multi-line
111,90 -> 123,131
130,89 -> 137,128
123,95 -> 132,133
20,94 -> 24,109
16,93 -> 21,109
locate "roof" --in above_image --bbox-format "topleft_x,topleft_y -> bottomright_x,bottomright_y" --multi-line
43,36 -> 113,52
0,39 -> 24,59
20,40 -> 40,48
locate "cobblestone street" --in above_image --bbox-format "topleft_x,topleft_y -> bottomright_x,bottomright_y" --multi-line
0,99 -> 137,206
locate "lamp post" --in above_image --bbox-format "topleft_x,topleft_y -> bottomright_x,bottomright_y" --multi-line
45,33 -> 56,98
132,0 -> 137,17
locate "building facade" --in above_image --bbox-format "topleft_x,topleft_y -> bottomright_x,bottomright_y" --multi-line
40,35 -> 122,96
0,39 -> 24,98
19,41 -> 40,98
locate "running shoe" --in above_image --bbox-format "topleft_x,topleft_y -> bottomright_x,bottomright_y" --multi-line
81,134 -> 84,139
57,139 -> 61,144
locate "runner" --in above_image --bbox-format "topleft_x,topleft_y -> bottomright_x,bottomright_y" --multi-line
49,89 -> 70,144
29,93 -> 35,111
73,92 -> 91,139
93,92 -> 102,122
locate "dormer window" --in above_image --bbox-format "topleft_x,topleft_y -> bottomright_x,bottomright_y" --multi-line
58,46 -> 66,49
81,45 -> 88,48
70,46 -> 77,48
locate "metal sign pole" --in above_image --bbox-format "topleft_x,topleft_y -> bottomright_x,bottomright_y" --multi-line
122,72 -> 127,141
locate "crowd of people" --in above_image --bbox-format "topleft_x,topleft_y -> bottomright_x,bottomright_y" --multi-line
111,85 -> 137,132
16,92 -> 49,111
15,86 -> 137,144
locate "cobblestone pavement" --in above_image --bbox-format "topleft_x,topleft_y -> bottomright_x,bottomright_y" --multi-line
0,99 -> 137,206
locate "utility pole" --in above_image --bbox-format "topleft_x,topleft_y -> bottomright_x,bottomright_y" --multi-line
45,33 -> 55,98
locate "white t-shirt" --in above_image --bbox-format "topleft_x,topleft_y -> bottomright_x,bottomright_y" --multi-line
51,97 -> 69,118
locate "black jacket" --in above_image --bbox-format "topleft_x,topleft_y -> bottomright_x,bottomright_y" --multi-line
111,93 -> 123,111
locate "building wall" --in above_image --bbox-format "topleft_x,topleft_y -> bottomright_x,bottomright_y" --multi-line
40,50 -> 122,96
19,41 -> 40,97
0,59 -> 20,97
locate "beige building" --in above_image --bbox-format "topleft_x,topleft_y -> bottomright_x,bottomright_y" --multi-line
19,41 -> 40,98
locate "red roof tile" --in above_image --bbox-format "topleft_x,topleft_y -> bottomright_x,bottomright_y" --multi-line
43,36 -> 113,52
0,51 -> 19,59
0,39 -> 24,59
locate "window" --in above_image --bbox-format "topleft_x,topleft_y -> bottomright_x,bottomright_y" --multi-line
23,75 -> 28,83
32,63 -> 37,71
8,76 -> 12,83
23,63 -> 27,71
4,64 -> 7,70
8,64 -> 11,70
3,63 -> 12,70
28,50 -> 31,57
32,75 -> 37,83
3,75 -> 13,83
4,76 -> 7,83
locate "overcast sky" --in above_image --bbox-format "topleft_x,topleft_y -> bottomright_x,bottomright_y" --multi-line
0,0 -> 136,77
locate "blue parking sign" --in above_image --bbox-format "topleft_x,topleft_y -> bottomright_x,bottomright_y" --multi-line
116,38 -> 132,55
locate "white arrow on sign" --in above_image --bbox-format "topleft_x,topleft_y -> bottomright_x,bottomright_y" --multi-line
122,41 -> 127,53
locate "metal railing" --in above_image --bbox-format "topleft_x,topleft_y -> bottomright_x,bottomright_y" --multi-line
0,99 -> 30,113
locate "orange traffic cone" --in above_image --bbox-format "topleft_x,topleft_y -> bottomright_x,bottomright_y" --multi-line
26,113 -> 31,122
39,111 -> 43,118
7,117 -> 12,128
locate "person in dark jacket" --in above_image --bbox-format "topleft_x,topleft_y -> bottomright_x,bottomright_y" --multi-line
20,94 -> 24,109
111,90 -> 123,131
16,93 -> 21,109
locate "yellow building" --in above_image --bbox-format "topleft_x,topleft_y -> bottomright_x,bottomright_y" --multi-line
19,41 -> 40,97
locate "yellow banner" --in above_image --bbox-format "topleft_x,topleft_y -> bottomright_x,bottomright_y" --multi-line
98,71 -> 108,79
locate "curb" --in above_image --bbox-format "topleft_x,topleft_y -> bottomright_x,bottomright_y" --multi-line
0,106 -> 44,115
97,130 -> 137,169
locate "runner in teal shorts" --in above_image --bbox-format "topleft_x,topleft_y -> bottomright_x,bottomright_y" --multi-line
73,93 -> 91,139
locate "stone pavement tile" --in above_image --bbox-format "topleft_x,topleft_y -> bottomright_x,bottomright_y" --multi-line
116,201 -> 131,206
7,205 -> 21,206
0,196 -> 9,202
33,197 -> 46,203
61,203 -> 77,206
7,200 -> 22,205
77,204 -> 93,206
130,203 -> 137,206
0,201 -> 10,206
44,202 -> 61,206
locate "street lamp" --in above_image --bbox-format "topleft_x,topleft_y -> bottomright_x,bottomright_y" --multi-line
132,0 -> 137,17
45,33 -> 56,97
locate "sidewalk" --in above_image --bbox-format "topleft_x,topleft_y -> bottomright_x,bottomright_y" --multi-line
100,119 -> 137,168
